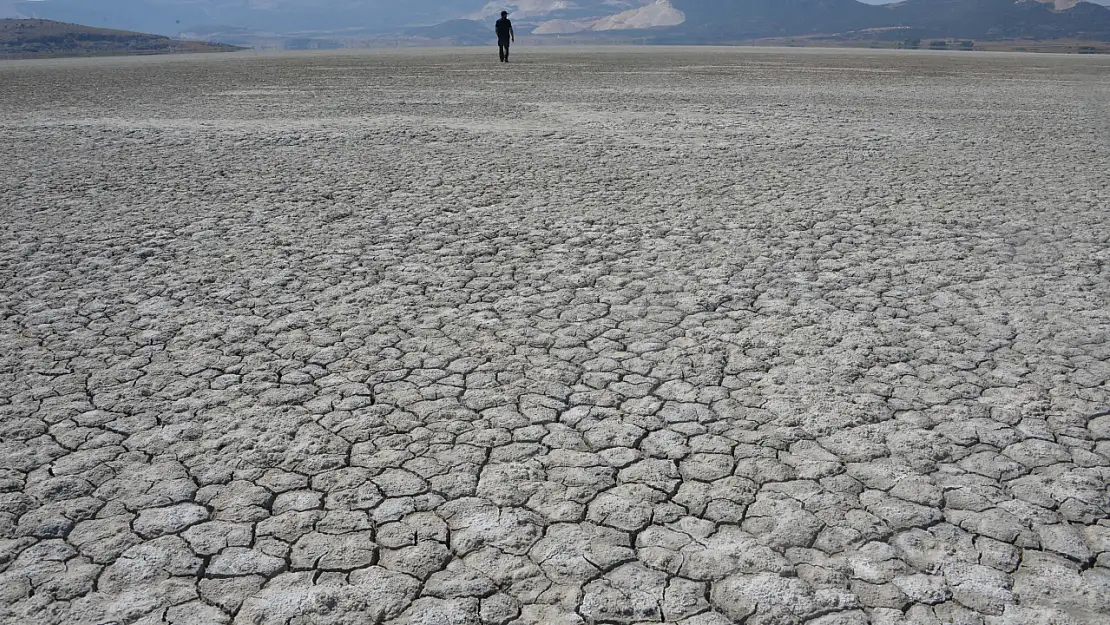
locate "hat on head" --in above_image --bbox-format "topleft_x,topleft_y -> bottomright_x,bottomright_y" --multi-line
501,11 -> 508,16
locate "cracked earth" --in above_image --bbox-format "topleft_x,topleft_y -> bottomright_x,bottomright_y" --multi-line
1,47 -> 1109,625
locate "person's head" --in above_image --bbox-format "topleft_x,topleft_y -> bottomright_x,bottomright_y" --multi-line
501,11 -> 508,17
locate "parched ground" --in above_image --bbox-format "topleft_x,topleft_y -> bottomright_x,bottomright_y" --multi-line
1,47 -> 1109,625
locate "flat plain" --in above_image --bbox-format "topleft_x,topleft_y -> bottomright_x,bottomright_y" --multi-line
1,47 -> 1109,625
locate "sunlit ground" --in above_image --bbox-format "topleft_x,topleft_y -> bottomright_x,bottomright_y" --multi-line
2,47 -> 1109,625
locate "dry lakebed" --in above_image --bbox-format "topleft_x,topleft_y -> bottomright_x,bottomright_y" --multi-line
1,47 -> 1109,625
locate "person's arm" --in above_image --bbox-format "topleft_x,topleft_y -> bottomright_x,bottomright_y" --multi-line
510,23 -> 515,42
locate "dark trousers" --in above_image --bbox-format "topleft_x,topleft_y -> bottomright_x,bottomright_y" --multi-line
498,39 -> 510,61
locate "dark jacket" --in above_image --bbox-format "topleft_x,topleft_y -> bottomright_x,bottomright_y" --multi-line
495,18 -> 513,41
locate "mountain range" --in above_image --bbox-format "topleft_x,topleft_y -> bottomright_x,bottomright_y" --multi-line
669,0 -> 1110,41
5,0 -> 1110,43
0,18 -> 242,57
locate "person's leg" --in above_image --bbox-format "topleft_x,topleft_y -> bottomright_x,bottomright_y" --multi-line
498,42 -> 506,62
503,41 -> 510,62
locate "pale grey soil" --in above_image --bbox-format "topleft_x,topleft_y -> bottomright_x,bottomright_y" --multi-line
1,46 -> 1109,625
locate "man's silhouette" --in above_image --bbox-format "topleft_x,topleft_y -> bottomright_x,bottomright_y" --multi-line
495,11 -> 514,63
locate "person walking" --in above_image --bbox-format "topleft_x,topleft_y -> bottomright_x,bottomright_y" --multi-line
495,11 -> 514,63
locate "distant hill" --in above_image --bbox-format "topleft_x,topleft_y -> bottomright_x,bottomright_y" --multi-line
6,0 -> 476,37
7,1 -> 1110,49
630,0 -> 877,41
647,0 -> 1110,42
0,19 -> 243,58
402,0 -> 1110,45
877,0 -> 1110,40
405,19 -> 495,45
